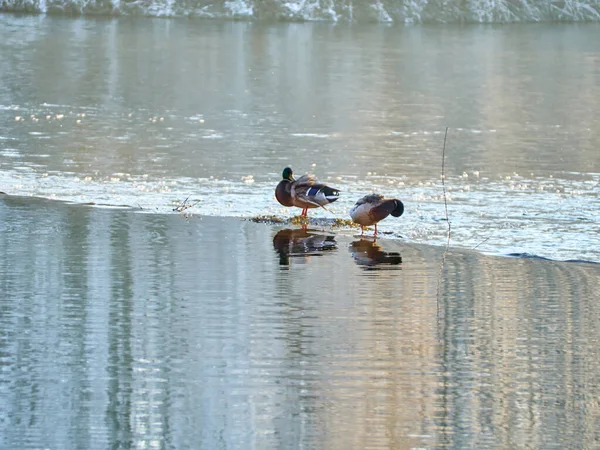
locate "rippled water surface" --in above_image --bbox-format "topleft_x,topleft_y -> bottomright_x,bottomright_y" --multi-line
1,17 -> 600,448
1,16 -> 599,261
2,196 -> 600,449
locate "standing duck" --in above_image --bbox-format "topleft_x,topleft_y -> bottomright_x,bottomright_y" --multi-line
349,194 -> 404,235
275,167 -> 340,217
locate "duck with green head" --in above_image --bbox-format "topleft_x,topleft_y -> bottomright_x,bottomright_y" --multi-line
350,194 -> 404,235
275,167 -> 340,217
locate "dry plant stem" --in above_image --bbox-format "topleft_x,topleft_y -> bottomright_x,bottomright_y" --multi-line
472,235 -> 492,250
173,195 -> 199,213
441,126 -> 451,246
437,127 -> 451,332
173,195 -> 191,212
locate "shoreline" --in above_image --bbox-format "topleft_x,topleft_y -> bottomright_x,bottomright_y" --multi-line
2,192 -> 599,266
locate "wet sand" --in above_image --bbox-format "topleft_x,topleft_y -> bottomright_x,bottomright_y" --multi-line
2,195 -> 600,449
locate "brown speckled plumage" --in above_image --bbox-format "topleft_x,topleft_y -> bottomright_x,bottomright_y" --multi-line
275,168 -> 340,217
349,194 -> 404,235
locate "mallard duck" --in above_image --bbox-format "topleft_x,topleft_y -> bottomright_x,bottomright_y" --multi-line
275,167 -> 340,217
349,194 -> 404,235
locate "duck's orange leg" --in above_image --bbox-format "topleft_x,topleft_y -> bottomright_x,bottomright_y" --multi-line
301,208 -> 308,217
374,224 -> 378,235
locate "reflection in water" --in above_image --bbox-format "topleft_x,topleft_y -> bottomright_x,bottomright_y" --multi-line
1,18 -> 600,261
273,228 -> 337,266
2,197 -> 600,449
349,239 -> 403,269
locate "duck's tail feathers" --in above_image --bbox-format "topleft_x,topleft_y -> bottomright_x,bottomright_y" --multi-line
307,185 -> 340,204
319,185 -> 340,203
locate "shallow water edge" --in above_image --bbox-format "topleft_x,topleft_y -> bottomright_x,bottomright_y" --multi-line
2,193 -> 598,265
2,17 -> 599,263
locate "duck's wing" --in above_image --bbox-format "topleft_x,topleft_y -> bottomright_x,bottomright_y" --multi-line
354,194 -> 385,207
293,174 -> 317,186
293,182 -> 340,207
293,174 -> 340,207
350,195 -> 383,224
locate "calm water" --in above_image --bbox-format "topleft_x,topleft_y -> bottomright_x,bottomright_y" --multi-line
1,196 -> 600,449
1,15 -> 600,449
1,16 -> 599,261
3,0 -> 600,22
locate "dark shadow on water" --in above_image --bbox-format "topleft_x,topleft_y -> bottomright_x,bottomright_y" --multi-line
349,238 -> 403,270
273,228 -> 337,266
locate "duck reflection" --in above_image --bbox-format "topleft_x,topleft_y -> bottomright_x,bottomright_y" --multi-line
273,228 -> 337,266
349,239 -> 403,269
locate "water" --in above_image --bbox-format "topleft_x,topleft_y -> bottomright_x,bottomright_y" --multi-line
1,16 -> 600,448
1,196 -> 600,449
2,0 -> 600,22
1,16 -> 599,262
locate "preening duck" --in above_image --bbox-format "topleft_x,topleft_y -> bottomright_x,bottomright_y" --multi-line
275,167 -> 340,217
349,194 -> 404,235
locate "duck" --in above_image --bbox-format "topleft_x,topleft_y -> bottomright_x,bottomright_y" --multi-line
275,167 -> 340,217
349,194 -> 404,235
